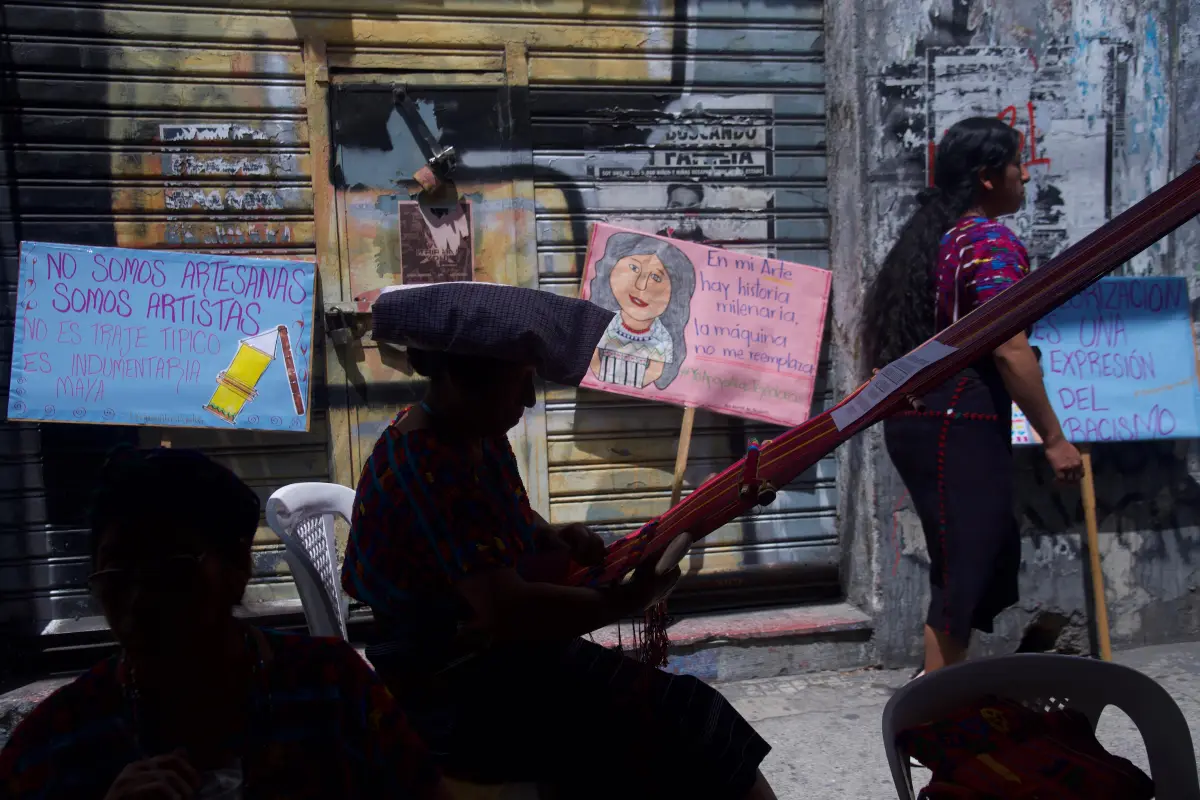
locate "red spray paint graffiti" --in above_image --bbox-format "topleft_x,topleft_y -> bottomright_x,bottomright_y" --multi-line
928,102 -> 1051,184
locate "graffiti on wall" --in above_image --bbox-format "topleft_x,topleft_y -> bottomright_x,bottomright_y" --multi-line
864,0 -> 1197,662
925,43 -> 1132,267
878,41 -> 1132,269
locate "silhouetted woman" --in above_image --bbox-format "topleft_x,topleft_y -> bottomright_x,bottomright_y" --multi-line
0,448 -> 446,800
862,117 -> 1083,678
346,282 -> 776,799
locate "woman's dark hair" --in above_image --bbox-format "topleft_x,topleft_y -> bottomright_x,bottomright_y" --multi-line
861,117 -> 1021,369
90,447 -> 260,563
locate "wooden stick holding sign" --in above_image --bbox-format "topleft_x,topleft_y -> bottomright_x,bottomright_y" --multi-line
670,406 -> 696,507
655,407 -> 697,579
1011,275 -> 1200,662
1079,445 -> 1112,661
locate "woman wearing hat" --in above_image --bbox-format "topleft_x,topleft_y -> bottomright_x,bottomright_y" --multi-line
344,283 -> 776,799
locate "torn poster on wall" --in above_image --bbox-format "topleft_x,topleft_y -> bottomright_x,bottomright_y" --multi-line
925,44 -> 1131,268
590,114 -> 772,180
397,200 -> 473,283
584,94 -> 776,256
877,41 -> 1132,270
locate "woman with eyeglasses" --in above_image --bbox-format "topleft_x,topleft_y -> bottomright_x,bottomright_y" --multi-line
0,447 -> 448,800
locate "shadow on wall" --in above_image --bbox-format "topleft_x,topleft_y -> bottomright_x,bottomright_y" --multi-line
1015,442 -> 1200,539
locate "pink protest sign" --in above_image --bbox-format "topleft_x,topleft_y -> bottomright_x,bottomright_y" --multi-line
579,223 -> 831,427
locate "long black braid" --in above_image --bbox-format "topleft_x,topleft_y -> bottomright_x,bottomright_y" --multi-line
862,117 -> 1021,369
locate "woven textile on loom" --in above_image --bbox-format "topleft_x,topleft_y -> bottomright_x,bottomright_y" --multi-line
569,163 -> 1200,591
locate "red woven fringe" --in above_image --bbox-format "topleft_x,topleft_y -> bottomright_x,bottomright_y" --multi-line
611,603 -> 671,667
636,601 -> 671,667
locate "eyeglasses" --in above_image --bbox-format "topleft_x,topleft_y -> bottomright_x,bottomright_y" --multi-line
87,554 -> 206,597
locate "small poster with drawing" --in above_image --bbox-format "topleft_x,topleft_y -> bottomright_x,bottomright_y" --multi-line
397,200 -> 473,284
579,223 -> 831,427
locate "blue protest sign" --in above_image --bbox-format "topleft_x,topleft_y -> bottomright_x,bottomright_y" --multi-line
7,242 -> 316,432
1013,275 -> 1200,444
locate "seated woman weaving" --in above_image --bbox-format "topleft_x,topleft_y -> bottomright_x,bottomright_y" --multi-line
343,283 -> 776,799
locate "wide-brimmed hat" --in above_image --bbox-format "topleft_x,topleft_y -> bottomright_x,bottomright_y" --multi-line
371,282 -> 614,386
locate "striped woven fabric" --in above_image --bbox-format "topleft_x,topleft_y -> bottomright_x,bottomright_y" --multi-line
571,163 -> 1200,588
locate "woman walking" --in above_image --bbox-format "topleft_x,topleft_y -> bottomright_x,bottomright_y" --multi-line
862,117 -> 1084,677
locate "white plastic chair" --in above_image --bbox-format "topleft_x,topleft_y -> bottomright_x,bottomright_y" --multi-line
265,482 -> 354,640
882,653 -> 1200,799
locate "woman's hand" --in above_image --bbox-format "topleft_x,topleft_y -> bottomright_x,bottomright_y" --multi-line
103,751 -> 200,800
555,522 -> 607,567
1044,436 -> 1084,484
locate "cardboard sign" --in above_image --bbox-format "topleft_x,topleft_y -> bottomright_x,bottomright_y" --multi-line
578,223 -> 831,427
7,242 -> 316,431
1013,275 -> 1200,444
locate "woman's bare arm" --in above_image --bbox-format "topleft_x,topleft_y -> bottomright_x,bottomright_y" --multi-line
993,332 -> 1064,444
993,332 -> 1083,482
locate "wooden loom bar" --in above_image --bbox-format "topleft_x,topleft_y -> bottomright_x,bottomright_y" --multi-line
570,163 -> 1200,587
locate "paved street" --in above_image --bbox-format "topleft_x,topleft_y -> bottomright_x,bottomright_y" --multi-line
721,642 -> 1200,798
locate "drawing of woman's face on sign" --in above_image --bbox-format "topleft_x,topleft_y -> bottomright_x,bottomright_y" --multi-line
587,232 -> 696,391
609,253 -> 672,323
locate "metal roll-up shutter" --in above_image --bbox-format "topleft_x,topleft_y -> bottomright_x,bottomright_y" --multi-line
530,2 -> 837,610
0,3 -> 328,647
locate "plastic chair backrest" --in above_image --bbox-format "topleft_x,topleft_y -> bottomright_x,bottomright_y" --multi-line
881,653 -> 1200,800
265,482 -> 355,640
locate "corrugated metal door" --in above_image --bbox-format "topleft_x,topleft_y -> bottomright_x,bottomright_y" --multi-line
0,3 -> 330,644
529,2 -> 837,608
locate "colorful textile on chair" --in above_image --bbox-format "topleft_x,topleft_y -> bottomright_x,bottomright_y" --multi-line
900,696 -> 1154,800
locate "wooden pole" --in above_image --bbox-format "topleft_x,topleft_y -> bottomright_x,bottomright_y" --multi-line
670,406 -> 697,507
1080,445 -> 1112,661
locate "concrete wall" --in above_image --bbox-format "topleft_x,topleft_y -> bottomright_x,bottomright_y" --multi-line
829,0 -> 1200,666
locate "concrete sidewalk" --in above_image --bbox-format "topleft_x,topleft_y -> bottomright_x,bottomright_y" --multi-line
2,641 -> 1197,796
722,641 -> 1200,798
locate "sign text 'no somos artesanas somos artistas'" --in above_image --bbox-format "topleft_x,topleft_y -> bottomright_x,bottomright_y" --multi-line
7,242 -> 316,432
578,223 -> 831,427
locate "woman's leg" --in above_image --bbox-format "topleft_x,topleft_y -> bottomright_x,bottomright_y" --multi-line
923,624 -> 968,673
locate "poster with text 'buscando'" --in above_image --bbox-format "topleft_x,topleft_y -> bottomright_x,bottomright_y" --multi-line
578,223 -> 831,427
7,242 -> 315,431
